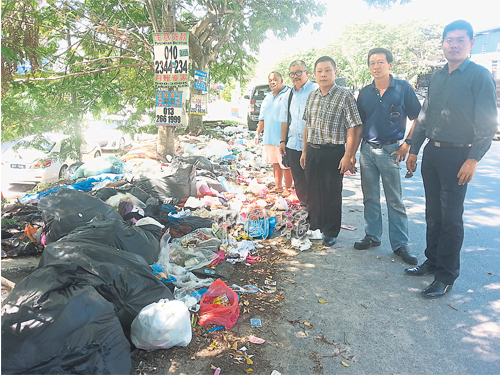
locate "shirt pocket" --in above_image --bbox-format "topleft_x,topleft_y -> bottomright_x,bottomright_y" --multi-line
389,104 -> 402,122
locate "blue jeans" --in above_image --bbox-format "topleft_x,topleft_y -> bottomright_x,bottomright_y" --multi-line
360,140 -> 409,250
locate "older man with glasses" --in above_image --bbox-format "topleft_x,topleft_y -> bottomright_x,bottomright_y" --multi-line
279,60 -> 319,210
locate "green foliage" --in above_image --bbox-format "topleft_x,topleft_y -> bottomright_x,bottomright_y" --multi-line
272,19 -> 445,90
362,0 -> 412,9
2,0 -> 326,139
1,218 -> 21,227
221,82 -> 235,102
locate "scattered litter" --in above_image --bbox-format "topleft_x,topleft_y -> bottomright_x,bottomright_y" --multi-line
291,237 -> 312,251
232,284 -> 259,293
341,225 -> 357,230
248,336 -> 266,344
250,318 -> 262,328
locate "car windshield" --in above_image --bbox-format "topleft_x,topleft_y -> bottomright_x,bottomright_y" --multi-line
254,88 -> 270,99
87,121 -> 120,130
15,135 -> 56,153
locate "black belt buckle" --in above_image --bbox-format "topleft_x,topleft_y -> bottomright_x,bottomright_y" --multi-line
366,139 -> 398,148
432,140 -> 472,148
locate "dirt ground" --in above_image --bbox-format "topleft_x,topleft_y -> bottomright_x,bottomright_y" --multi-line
131,235 -> 307,375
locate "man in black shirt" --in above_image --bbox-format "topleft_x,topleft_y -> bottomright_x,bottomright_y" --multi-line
406,20 -> 498,298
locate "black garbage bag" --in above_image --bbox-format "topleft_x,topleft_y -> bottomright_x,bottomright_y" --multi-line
1,284 -> 131,375
65,161 -> 84,183
38,188 -> 122,244
130,160 -> 196,202
59,215 -> 162,264
39,241 -> 174,329
174,155 -> 214,172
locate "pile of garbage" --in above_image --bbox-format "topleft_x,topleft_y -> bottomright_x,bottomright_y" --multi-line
1,125 -> 317,374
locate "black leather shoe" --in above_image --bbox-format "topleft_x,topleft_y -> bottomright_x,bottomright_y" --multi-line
394,246 -> 418,265
322,236 -> 336,247
405,263 -> 435,276
354,236 -> 381,250
421,280 -> 453,298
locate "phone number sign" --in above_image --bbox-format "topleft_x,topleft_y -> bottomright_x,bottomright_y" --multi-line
190,94 -> 207,115
153,32 -> 189,89
156,91 -> 183,126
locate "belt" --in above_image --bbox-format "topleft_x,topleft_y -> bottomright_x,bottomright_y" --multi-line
430,140 -> 472,148
365,139 -> 398,148
308,143 -> 342,149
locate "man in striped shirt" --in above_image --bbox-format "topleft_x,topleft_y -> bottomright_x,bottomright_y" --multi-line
301,56 -> 363,247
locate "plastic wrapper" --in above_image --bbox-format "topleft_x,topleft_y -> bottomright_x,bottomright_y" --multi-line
198,279 -> 240,329
131,299 -> 192,350
156,233 -> 214,290
169,243 -> 218,270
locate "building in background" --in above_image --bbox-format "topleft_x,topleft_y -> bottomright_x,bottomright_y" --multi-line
470,26 -> 500,106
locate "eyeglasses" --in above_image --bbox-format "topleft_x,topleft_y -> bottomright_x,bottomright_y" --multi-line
390,105 -> 401,119
288,70 -> 306,78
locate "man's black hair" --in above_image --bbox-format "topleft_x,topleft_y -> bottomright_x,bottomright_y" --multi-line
367,48 -> 393,66
442,20 -> 474,41
289,60 -> 308,71
314,56 -> 336,70
269,71 -> 283,80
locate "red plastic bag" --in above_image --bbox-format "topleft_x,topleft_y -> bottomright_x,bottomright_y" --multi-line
198,279 -> 240,329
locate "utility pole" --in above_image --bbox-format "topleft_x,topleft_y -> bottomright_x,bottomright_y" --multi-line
157,0 -> 176,157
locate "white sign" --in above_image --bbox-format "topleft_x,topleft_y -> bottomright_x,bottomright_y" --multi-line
190,94 -> 207,115
153,32 -> 189,88
155,91 -> 183,126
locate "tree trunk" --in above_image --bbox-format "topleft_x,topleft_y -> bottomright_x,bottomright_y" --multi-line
157,0 -> 176,158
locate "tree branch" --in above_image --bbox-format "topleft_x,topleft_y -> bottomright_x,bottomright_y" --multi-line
13,64 -> 146,82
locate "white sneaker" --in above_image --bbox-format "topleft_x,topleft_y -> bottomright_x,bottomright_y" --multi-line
307,229 -> 324,240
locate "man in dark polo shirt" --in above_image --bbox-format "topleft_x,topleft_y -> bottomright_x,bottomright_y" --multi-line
406,20 -> 498,298
355,48 -> 421,265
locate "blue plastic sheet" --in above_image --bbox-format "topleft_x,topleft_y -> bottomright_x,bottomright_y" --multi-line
19,174 -> 123,203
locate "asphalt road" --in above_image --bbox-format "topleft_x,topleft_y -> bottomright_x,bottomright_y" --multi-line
264,141 -> 500,375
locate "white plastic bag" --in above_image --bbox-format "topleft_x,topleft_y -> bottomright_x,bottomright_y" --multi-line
131,299 -> 192,350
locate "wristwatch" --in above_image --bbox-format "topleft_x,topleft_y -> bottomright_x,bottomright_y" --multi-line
404,139 -> 412,145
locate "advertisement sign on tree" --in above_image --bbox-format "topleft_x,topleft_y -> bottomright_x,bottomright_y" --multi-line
190,94 -> 207,115
194,69 -> 208,93
153,32 -> 189,89
156,91 -> 183,126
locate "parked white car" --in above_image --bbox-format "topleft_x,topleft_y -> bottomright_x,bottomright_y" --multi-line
84,119 -> 133,151
1,133 -> 101,185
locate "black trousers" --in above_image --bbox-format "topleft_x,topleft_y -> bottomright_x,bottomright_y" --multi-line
305,144 -> 345,238
286,147 -> 307,206
421,143 -> 470,284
